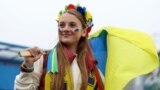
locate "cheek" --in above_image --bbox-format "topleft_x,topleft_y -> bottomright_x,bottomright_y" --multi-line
58,33 -> 82,43
58,33 -> 65,41
73,33 -> 82,40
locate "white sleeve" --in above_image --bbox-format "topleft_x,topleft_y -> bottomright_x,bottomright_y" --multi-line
14,55 -> 44,90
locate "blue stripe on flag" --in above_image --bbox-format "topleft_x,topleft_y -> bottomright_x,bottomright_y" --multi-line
47,49 -> 53,72
89,30 -> 108,75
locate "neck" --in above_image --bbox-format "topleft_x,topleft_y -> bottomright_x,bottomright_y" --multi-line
63,43 -> 78,54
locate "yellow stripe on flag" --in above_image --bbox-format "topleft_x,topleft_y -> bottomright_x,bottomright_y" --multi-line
89,26 -> 159,90
45,72 -> 51,90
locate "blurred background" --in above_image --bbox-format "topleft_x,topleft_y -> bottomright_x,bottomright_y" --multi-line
0,0 -> 159,89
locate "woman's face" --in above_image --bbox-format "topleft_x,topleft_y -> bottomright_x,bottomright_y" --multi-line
58,13 -> 86,46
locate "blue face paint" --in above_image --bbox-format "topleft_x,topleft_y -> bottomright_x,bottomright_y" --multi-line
58,28 -> 61,32
73,28 -> 79,32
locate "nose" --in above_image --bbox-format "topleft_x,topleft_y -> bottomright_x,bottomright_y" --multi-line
60,25 -> 71,32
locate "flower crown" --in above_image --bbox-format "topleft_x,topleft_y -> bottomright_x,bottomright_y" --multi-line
57,4 -> 93,36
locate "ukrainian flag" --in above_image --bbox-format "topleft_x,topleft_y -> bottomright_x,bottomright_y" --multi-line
89,26 -> 159,90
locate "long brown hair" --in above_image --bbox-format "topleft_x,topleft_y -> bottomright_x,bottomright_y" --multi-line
51,10 -> 89,90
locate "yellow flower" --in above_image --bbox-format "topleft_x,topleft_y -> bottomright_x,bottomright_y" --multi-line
86,11 -> 92,21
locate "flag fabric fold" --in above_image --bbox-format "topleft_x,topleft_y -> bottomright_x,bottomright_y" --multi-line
89,26 -> 159,90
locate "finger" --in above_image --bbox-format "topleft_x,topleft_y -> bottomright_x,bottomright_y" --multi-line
32,47 -> 42,62
27,48 -> 35,57
27,47 -> 41,57
24,56 -> 35,65
34,54 -> 42,62
34,47 -> 42,55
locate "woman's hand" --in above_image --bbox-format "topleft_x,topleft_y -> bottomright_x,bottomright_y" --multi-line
23,47 -> 42,66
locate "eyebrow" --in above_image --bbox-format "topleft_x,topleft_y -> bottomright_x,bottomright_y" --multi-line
59,21 -> 77,23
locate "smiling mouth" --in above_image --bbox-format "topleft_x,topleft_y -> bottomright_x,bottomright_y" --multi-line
61,34 -> 73,37
61,32 -> 73,36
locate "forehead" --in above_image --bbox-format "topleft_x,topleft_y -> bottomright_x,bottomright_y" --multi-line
59,13 -> 81,24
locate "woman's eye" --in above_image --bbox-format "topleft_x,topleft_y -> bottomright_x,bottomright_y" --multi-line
59,23 -> 65,28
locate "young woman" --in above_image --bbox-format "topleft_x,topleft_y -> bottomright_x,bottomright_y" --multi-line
14,4 -> 104,90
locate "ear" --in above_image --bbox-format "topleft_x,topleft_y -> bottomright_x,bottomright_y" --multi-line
81,28 -> 87,37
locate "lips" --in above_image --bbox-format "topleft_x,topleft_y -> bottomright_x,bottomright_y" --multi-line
61,31 -> 73,36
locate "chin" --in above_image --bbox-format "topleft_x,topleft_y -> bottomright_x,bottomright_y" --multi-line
60,40 -> 72,45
